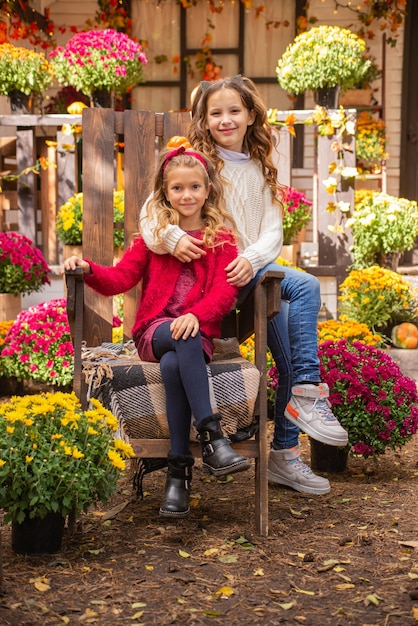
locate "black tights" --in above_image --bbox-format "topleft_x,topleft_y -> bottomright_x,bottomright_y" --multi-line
152,322 -> 213,455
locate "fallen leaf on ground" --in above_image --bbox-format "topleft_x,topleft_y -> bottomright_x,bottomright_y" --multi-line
215,585 -> 235,598
399,540 -> 418,549
179,549 -> 191,558
30,577 -> 51,592
279,601 -> 295,610
101,500 -> 130,521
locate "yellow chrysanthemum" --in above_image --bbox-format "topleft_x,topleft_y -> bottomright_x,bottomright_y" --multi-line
108,449 -> 126,471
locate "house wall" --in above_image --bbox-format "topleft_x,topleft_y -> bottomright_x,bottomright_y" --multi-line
1,1 -> 407,317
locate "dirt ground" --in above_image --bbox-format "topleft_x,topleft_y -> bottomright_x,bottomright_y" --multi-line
0,428 -> 417,626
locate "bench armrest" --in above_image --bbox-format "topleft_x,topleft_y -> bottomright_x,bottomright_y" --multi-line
65,267 -> 85,403
237,269 -> 284,343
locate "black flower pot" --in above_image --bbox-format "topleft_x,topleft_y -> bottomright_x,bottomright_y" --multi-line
309,437 -> 349,473
8,90 -> 32,114
12,512 -> 65,554
90,90 -> 113,108
0,376 -> 24,397
313,86 -> 340,109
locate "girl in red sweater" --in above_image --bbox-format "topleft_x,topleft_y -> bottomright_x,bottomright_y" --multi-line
63,147 -> 250,519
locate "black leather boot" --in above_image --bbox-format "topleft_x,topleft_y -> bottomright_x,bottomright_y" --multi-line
197,414 -> 251,477
159,453 -> 194,518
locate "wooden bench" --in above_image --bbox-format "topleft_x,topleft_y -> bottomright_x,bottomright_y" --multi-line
66,108 -> 287,536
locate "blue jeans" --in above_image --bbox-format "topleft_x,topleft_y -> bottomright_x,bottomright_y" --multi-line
238,263 -> 321,449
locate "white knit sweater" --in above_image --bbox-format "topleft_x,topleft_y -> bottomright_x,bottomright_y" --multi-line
141,155 -> 283,277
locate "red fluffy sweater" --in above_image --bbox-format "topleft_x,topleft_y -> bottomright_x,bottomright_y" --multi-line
85,232 -> 239,340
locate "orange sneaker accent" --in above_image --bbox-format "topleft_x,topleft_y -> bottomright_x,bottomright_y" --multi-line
286,404 -> 299,419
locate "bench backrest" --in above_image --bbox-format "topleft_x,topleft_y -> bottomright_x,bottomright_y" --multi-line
81,109 -> 191,346
80,108 -> 292,347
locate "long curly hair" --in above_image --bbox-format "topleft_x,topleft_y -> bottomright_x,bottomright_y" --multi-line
189,76 -> 281,204
143,147 -> 237,249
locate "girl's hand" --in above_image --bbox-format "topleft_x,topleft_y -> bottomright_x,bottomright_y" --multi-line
62,256 -> 91,275
174,234 -> 207,263
225,256 -> 253,287
170,313 -> 200,340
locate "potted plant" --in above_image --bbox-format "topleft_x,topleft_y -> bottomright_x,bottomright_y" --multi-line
282,187 -> 312,245
338,265 -> 418,333
44,85 -> 90,114
49,29 -> 148,102
0,298 -> 74,388
0,320 -> 23,396
339,54 -> 382,107
0,42 -> 54,112
317,318 -> 384,347
276,25 -> 371,107
346,190 -> 418,270
355,112 -> 387,171
0,390 -> 135,553
318,339 -> 418,457
56,190 -> 125,254
279,187 -> 312,262
0,231 -> 50,322
266,335 -> 418,463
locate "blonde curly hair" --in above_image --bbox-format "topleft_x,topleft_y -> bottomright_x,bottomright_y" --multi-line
144,147 -> 237,249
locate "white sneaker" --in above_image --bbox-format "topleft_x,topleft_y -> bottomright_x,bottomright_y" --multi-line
285,383 -> 349,447
268,446 -> 330,495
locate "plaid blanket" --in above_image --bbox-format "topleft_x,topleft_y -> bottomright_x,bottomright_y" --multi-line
82,340 -> 260,490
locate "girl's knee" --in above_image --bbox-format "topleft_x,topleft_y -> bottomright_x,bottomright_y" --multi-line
288,270 -> 320,298
160,352 -> 180,377
305,272 -> 320,296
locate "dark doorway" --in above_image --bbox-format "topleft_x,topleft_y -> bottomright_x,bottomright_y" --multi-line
399,0 -> 418,264
400,0 -> 418,201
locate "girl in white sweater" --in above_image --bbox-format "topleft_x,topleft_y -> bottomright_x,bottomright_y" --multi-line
141,76 -> 348,495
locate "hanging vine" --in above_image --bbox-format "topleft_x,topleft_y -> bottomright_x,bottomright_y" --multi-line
306,0 -> 407,46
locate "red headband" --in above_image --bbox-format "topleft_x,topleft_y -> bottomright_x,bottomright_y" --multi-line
163,145 -> 208,172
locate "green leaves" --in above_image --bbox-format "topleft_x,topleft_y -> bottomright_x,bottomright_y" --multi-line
348,191 -> 418,270
276,26 -> 369,94
0,44 -> 54,96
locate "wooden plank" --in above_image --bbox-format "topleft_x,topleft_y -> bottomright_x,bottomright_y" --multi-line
254,278 -> 269,537
0,114 -> 82,128
82,108 -> 115,346
39,138 -> 58,265
163,111 -> 191,146
56,130 -> 77,208
130,439 -> 258,458
65,268 -> 86,406
16,127 -> 37,244
317,132 -> 355,269
123,110 -> 156,340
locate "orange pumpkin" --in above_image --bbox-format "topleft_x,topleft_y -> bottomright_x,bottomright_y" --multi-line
166,136 -> 191,149
391,322 -> 418,349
